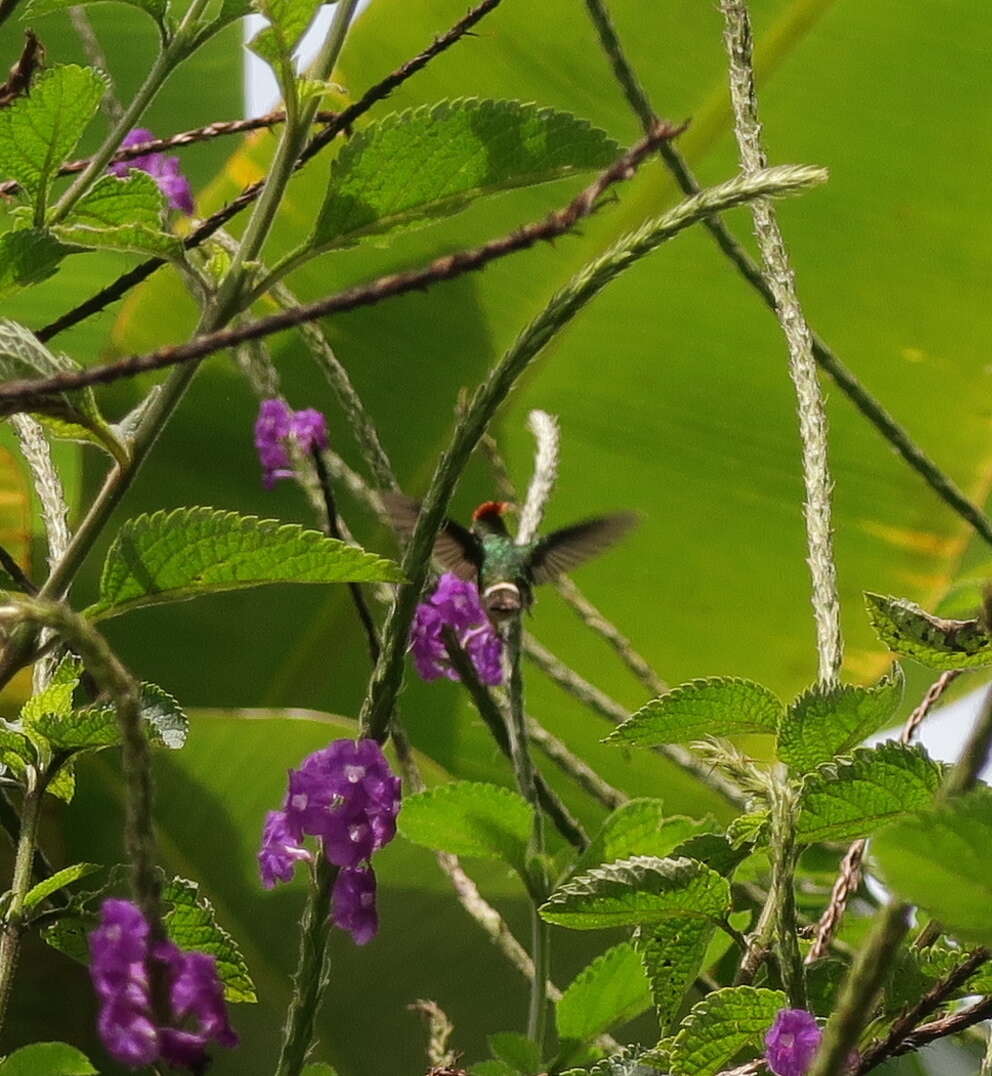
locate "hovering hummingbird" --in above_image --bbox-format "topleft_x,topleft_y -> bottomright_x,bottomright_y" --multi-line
384,493 -> 637,622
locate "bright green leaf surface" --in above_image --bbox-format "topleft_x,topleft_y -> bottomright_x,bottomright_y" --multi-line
557,942 -> 653,1042
865,593 -> 992,670
0,229 -> 70,298
33,682 -> 188,750
606,679 -> 784,749
777,664 -> 904,771
637,917 -> 715,1034
398,781 -> 532,876
873,790 -> 992,945
22,862 -> 101,911
86,506 -> 403,619
668,986 -> 786,1076
488,1032 -> 542,1075
796,742 -> 943,844
540,856 -> 730,930
0,1042 -> 96,1075
24,0 -> 168,24
248,0 -> 322,67
311,99 -> 621,250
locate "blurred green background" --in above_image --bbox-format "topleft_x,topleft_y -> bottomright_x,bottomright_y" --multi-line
1,0 -> 991,1072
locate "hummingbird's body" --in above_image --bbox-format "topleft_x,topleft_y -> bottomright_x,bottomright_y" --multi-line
385,495 -> 636,624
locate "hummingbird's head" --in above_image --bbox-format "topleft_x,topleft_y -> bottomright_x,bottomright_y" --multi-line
471,500 -> 513,535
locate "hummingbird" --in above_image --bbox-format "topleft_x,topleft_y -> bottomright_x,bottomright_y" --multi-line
384,493 -> 637,622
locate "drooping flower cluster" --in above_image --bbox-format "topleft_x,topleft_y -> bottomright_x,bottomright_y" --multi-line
253,398 -> 329,489
109,128 -> 195,215
258,739 -> 401,945
765,1009 -> 822,1076
89,899 -> 237,1070
410,573 -> 503,686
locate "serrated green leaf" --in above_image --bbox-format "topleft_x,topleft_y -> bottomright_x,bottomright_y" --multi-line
488,1032 -> 542,1075
669,833 -> 749,877
915,944 -> 992,997
23,862 -> 101,912
0,66 -> 106,217
571,799 -> 716,878
795,742 -> 943,844
0,229 -> 70,298
576,1045 -> 668,1075
873,789 -> 992,945
311,99 -> 621,251
777,665 -> 904,772
864,592 -> 992,669
606,678 -> 783,749
41,916 -> 89,965
668,986 -> 786,1076
637,917 -> 715,1034
135,683 -> 188,748
0,1042 -> 96,1075
398,781 -> 532,876
21,675 -> 76,727
46,759 -> 75,802
540,856 -> 730,931
85,506 -> 403,620
725,811 -> 769,850
0,721 -> 33,775
24,0 -> 167,25
54,222 -> 181,257
248,0 -> 322,67
557,942 -> 652,1043
162,876 -> 256,1002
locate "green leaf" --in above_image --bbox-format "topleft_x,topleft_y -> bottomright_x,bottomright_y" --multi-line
725,811 -> 769,850
85,506 -> 403,620
668,833 -> 749,877
0,65 -> 107,215
873,789 -> 992,945
472,1063 -> 518,1076
162,876 -> 256,1002
605,679 -> 783,749
23,863 -> 101,912
571,799 -> 716,878
915,944 -> 992,997
776,665 -> 904,772
41,916 -> 89,965
310,99 -> 621,251
488,1032 -> 542,1075
805,958 -> 848,1017
0,721 -> 33,776
864,592 -> 992,669
668,986 -> 786,1076
23,0 -> 168,26
795,742 -> 943,844
637,916 -> 715,1034
0,229 -> 70,299
0,1042 -> 96,1075
21,673 -> 76,727
398,781 -> 532,876
46,759 -> 75,802
540,856 -> 730,931
300,1066 -> 339,1076
557,942 -> 652,1044
248,0 -> 321,67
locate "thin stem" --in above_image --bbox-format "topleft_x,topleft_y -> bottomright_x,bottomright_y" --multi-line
525,717 -> 627,811
516,410 -> 559,546
768,778 -> 805,1008
69,8 -> 124,123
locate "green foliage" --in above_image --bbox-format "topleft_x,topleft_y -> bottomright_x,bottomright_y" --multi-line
637,916 -> 715,1034
795,742 -> 944,844
0,230 -> 71,299
487,1032 -> 543,1075
311,99 -> 620,251
300,1066 -> 339,1076
398,781 -> 532,877
40,916 -> 89,965
668,987 -> 786,1076
865,593 -> 992,669
915,944 -> 992,996
540,856 -> 730,930
556,942 -> 653,1043
606,679 -> 783,749
873,789 -> 992,945
248,0 -> 322,68
0,1042 -> 96,1075
162,876 -> 257,1002
24,0 -> 168,27
0,65 -> 106,219
776,665 -> 904,772
85,506 -> 402,619
33,683 -> 188,750
22,862 -> 101,912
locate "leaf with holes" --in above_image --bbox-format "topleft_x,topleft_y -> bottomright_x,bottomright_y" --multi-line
865,592 -> 992,669
557,942 -> 653,1044
795,742 -> 943,844
668,987 -> 786,1075
398,781 -> 532,877
872,789 -> 992,945
605,678 -> 783,749
540,856 -> 730,931
85,506 -> 402,620
311,99 -> 620,251
0,229 -> 71,299
637,917 -> 714,1034
777,665 -> 904,772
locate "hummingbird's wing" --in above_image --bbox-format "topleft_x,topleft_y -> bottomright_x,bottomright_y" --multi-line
381,491 -> 482,581
528,512 -> 638,584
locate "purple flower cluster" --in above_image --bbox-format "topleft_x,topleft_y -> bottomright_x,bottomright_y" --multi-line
89,899 -> 237,1070
258,739 -> 401,945
410,573 -> 503,686
254,398 -> 329,489
765,1009 -> 822,1076
109,128 -> 195,215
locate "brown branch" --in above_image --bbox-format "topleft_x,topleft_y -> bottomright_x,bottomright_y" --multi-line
3,126 -> 680,407
0,31 -> 42,109
874,994 -> 992,1066
36,0 -> 509,343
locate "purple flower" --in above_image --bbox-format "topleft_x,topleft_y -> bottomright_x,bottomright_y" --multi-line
253,398 -> 329,488
410,573 -> 504,686
765,1009 -> 822,1076
258,809 -> 313,888
88,900 -> 238,1070
331,864 -> 378,945
109,128 -> 194,214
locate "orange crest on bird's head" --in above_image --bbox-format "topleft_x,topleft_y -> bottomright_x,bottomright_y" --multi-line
471,501 -> 511,522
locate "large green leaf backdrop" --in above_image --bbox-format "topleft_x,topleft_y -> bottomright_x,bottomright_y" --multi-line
3,0 -> 991,1072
